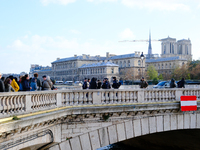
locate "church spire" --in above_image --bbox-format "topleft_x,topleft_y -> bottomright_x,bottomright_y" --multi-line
148,30 -> 152,56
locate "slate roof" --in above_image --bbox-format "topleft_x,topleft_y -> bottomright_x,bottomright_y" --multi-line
107,53 -> 138,60
79,62 -> 118,68
145,57 -> 187,63
52,55 -> 105,64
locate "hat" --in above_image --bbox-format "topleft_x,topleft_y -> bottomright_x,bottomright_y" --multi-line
141,77 -> 144,79
42,75 -> 47,78
113,77 -> 116,79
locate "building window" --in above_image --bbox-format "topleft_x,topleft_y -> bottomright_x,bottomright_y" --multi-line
186,45 -> 189,54
164,44 -> 166,54
120,61 -> 122,67
138,60 -> 141,66
178,45 -> 182,54
116,61 -> 118,64
124,61 -> 126,67
128,60 -> 130,67
111,68 -> 114,73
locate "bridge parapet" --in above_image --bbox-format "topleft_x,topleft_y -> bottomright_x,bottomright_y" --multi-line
0,88 -> 200,118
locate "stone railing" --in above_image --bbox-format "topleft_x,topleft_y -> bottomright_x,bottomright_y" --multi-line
0,88 -> 200,118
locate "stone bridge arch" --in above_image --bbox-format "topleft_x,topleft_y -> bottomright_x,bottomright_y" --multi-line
48,113 -> 200,150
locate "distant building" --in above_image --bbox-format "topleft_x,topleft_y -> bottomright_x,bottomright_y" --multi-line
30,35 -> 192,81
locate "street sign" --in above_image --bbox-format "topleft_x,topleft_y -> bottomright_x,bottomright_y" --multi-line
180,96 -> 197,111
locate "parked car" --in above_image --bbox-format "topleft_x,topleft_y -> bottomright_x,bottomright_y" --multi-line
153,81 -> 177,88
74,81 -> 83,86
64,81 -> 73,85
55,81 -> 63,85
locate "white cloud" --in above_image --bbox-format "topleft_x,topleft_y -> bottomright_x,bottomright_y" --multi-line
41,0 -> 76,5
119,28 -> 135,39
121,0 -> 190,11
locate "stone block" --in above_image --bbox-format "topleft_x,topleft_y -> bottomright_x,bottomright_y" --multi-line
108,125 -> 118,144
62,124 -> 68,130
149,117 -> 156,134
60,140 -> 71,150
49,145 -> 60,150
73,128 -> 81,133
70,137 -> 82,150
133,119 -> 141,137
184,114 -> 190,129
125,121 -> 134,139
89,130 -> 101,150
116,123 -> 126,141
197,114 -> 200,128
141,118 -> 149,135
68,124 -> 76,129
102,122 -> 112,127
98,127 -> 109,147
177,114 -> 183,129
164,115 -> 170,131
171,115 -> 177,130
80,133 -> 92,150
190,113 -> 196,129
156,116 -> 163,132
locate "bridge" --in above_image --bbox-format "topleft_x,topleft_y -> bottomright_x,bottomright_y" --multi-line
0,88 -> 200,150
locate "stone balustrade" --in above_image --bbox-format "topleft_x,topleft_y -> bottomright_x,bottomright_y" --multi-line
0,88 -> 200,118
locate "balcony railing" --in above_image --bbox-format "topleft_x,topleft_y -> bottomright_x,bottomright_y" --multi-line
0,88 -> 199,118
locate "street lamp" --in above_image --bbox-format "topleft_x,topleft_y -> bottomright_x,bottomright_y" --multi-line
140,52 -> 145,77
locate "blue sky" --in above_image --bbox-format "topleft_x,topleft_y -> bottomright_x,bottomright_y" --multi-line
1,0 -> 200,74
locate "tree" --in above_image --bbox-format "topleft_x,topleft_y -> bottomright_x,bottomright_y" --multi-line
146,65 -> 158,80
171,64 -> 190,80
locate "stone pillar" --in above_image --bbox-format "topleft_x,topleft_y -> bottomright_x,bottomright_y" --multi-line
56,93 -> 62,107
92,91 -> 101,104
25,95 -> 32,112
175,90 -> 183,101
138,90 -> 144,103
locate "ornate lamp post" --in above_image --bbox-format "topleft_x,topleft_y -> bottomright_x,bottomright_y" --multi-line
140,52 -> 145,77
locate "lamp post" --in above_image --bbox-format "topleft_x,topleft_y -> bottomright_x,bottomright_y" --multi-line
140,52 -> 145,77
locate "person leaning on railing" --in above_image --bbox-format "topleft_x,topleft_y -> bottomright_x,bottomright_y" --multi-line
139,77 -> 148,89
0,72 -> 5,92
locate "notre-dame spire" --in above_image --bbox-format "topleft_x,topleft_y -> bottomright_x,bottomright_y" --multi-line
148,30 -> 152,57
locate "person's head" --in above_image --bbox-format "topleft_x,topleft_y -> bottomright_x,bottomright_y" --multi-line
113,77 -> 116,81
14,77 -> 18,82
1,76 -> 5,82
4,78 -> 11,85
8,75 -> 13,80
42,75 -> 47,80
141,77 -> 144,81
88,79 -> 90,82
34,73 -> 38,78
84,78 -> 87,82
24,74 -> 29,80
181,78 -> 185,81
46,76 -> 50,81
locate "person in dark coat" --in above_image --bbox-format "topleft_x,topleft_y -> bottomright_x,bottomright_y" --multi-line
22,74 -> 31,91
97,80 -> 102,89
82,78 -> 88,89
34,73 -> 42,90
112,77 -> 121,89
177,78 -> 185,88
102,78 -> 111,89
139,77 -> 148,88
0,72 -> 5,92
170,78 -> 176,88
89,77 -> 97,89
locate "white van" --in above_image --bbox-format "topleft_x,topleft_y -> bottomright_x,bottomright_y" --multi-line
55,81 -> 63,85
64,81 -> 73,85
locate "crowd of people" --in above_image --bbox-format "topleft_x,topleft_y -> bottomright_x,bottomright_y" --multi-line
0,72 -> 57,92
82,77 -> 121,90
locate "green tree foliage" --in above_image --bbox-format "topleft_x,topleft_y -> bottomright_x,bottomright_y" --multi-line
158,74 -> 163,80
171,64 -> 190,80
147,65 -> 158,80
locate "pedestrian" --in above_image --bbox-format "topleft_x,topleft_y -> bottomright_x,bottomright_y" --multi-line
30,77 -> 37,91
34,73 -> 42,90
22,74 -> 32,91
139,77 -> 148,89
177,78 -> 185,88
82,78 -> 88,89
170,78 -> 176,88
102,78 -> 111,89
19,75 -> 24,91
87,79 -> 90,89
42,75 -> 53,90
0,72 -> 5,92
4,78 -> 15,92
112,77 -> 121,89
89,77 -> 97,89
97,79 -> 102,89
9,75 -> 19,92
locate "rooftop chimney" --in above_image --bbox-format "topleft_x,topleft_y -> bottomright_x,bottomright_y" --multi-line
106,52 -> 110,58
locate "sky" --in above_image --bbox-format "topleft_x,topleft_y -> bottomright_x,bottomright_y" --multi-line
1,0 -> 200,74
